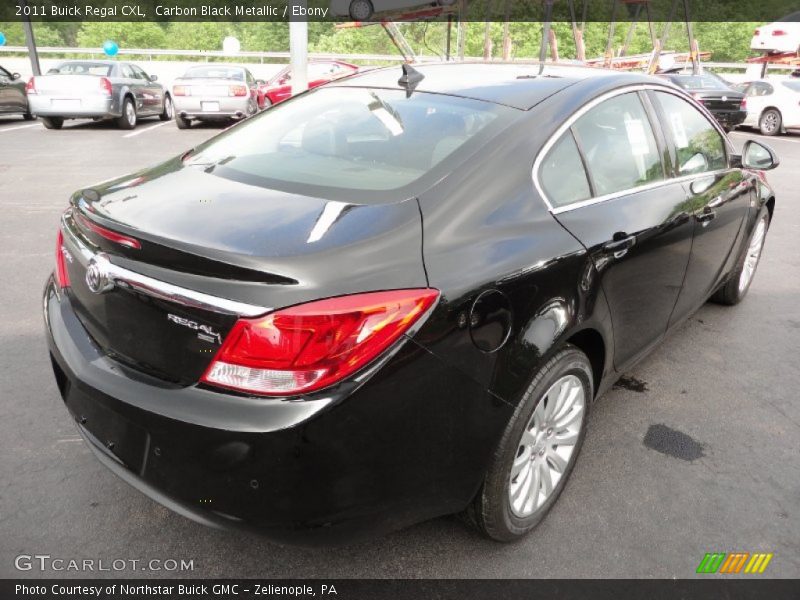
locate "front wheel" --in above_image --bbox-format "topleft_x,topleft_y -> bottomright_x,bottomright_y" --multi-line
759,109 -> 782,136
159,95 -> 174,121
468,345 -> 592,541
711,211 -> 769,305
116,97 -> 137,130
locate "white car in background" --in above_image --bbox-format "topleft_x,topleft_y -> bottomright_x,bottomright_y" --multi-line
737,78 -> 800,135
751,12 -> 800,54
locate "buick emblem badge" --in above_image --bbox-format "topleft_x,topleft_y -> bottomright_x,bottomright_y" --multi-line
85,256 -> 112,294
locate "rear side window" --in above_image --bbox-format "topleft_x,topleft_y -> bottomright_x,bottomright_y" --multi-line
782,80 -> 800,93
654,91 -> 726,175
571,92 -> 664,196
539,133 -> 591,208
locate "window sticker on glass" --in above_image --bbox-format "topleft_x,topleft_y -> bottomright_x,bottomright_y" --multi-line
670,112 -> 689,147
624,117 -> 650,156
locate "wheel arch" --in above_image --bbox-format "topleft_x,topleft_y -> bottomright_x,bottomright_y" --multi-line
563,328 -> 606,397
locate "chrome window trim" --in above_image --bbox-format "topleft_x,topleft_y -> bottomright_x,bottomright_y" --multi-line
532,83 -> 734,215
62,212 -> 271,318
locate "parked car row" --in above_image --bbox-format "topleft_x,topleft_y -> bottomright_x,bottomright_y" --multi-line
3,59 -> 360,130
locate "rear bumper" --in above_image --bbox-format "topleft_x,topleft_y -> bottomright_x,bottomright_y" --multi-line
174,96 -> 250,120
44,278 -> 509,545
28,95 -> 116,118
709,109 -> 747,128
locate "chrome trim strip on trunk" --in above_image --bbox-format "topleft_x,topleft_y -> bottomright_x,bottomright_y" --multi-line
61,212 -> 271,318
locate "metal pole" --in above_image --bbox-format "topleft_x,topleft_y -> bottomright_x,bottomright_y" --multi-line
445,15 -> 452,61
289,0 -> 308,95
20,0 -> 41,76
538,0 -> 554,75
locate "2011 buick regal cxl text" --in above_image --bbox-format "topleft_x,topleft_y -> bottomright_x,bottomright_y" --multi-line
44,63 -> 778,545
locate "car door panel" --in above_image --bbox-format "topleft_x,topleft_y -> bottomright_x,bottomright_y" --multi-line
668,170 -> 752,325
555,186 -> 693,369
648,90 -> 752,326
538,90 -> 694,370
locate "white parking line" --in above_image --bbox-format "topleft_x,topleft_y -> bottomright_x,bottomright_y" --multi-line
122,121 -> 171,138
0,123 -> 40,133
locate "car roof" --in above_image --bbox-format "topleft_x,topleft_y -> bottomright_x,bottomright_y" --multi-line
329,62 -> 657,110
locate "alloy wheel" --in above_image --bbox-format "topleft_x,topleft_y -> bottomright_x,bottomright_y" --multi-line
508,374 -> 586,518
126,101 -> 137,127
738,216 -> 767,294
761,111 -> 779,134
165,97 -> 173,119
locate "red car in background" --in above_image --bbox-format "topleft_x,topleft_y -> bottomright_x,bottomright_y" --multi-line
257,60 -> 359,108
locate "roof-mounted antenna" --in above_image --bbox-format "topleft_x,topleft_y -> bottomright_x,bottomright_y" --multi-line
538,0 -> 556,76
398,63 -> 424,97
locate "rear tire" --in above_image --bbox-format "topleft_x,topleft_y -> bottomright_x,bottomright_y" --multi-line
175,114 -> 191,129
41,117 -> 63,130
710,210 -> 770,305
759,109 -> 782,136
159,95 -> 174,121
467,345 -> 592,542
23,112 -> 36,121
117,97 -> 137,130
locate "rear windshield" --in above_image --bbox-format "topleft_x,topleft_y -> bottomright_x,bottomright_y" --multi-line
182,66 -> 245,80
782,80 -> 800,92
184,87 -> 517,202
49,62 -> 112,76
669,75 -> 729,90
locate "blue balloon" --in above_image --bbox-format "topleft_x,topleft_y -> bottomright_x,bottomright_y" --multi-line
0,32 -> 6,47
103,40 -> 119,57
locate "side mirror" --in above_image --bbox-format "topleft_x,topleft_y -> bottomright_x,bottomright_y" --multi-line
12,72 -> 21,80
742,140 -> 779,170
149,74 -> 158,82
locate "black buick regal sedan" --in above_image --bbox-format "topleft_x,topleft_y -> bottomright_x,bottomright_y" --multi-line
44,63 -> 778,544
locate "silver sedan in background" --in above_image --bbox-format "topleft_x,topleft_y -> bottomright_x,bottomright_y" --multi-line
26,60 -> 173,130
172,65 -> 261,129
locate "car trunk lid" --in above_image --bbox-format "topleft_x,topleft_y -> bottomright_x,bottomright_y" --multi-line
60,160 -> 427,386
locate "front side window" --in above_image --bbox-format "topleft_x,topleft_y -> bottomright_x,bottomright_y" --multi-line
654,91 -> 727,176
571,92 -> 664,196
539,132 -> 591,208
184,87 -> 516,201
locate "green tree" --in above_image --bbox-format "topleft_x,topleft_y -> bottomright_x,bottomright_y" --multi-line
77,22 -> 167,49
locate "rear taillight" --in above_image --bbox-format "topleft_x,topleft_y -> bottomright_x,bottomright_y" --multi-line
201,289 -> 440,396
75,212 -> 141,249
25,77 -> 37,94
55,229 -> 70,289
772,29 -> 787,36
99,77 -> 112,96
229,85 -> 248,97
173,85 -> 189,96
741,98 -> 747,110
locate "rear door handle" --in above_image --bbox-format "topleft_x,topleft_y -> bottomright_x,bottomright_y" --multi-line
602,235 -> 636,258
696,209 -> 717,226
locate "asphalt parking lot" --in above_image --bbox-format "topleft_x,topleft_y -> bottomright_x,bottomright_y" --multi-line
0,114 -> 798,579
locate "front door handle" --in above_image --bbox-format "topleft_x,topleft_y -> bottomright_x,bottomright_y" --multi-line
696,208 -> 717,227
603,234 -> 636,258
